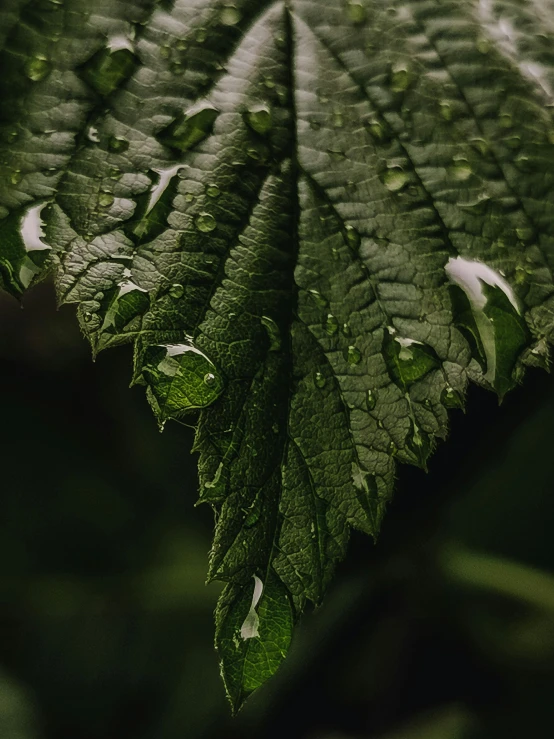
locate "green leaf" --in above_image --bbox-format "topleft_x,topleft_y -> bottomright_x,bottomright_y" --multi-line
2,0 -> 554,709
215,573 -> 293,712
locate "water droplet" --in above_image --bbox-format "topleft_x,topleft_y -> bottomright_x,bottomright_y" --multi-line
364,118 -> 391,144
382,166 -> 409,193
499,112 -> 513,129
206,184 -> 221,198
470,137 -> 490,156
10,170 -> 22,185
341,322 -> 352,337
169,283 -> 184,299
263,76 -> 275,89
170,61 -> 185,76
157,104 -> 218,153
314,371 -> 326,388
449,158 -> 472,182
307,288 -> 328,308
445,256 -> 529,396
195,212 -> 217,233
142,342 -> 224,419
383,330 -> 441,390
108,167 -> 121,180
390,63 -> 412,93
346,0 -> 367,24
388,440 -> 398,455
87,126 -> 100,143
243,105 -> 272,135
97,279 -> 149,336
25,56 -> 51,82
261,315 -> 282,351
220,4 -> 241,25
107,136 -> 129,153
324,313 -> 339,335
405,420 -> 431,469
79,43 -> 138,97
366,389 -> 376,411
98,191 -> 114,208
440,101 -> 453,121
310,119 -> 321,131
345,345 -> 362,365
345,224 -> 361,251
440,385 -> 464,409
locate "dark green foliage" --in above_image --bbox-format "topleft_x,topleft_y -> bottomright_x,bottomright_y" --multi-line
2,0 -> 554,708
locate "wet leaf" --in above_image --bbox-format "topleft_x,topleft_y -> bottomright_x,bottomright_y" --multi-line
2,0 -> 554,710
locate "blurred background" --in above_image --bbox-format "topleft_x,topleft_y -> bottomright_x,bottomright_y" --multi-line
1,280 -> 554,739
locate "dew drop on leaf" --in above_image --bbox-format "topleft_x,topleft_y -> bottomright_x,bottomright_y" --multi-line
25,56 -> 51,82
195,212 -> 217,233
169,283 -> 184,299
79,41 -> 138,97
345,224 -> 361,251
143,342 -> 225,420
440,385 -> 464,409
156,105 -> 218,154
383,329 -> 441,391
364,118 -> 391,144
97,279 -> 149,337
243,105 -> 272,135
405,420 -> 431,469
346,345 -> 362,365
449,158 -> 472,182
206,184 -> 221,198
107,136 -> 129,153
324,313 -> 339,335
390,63 -> 412,93
314,371 -> 326,388
308,288 -> 328,309
382,166 -> 409,192
366,389 -> 377,411
98,191 -> 114,208
346,0 -> 367,24
220,4 -> 241,25
499,112 -> 513,129
440,101 -> 453,121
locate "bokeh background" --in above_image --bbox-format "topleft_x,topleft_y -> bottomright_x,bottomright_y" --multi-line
2,280 -> 554,739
